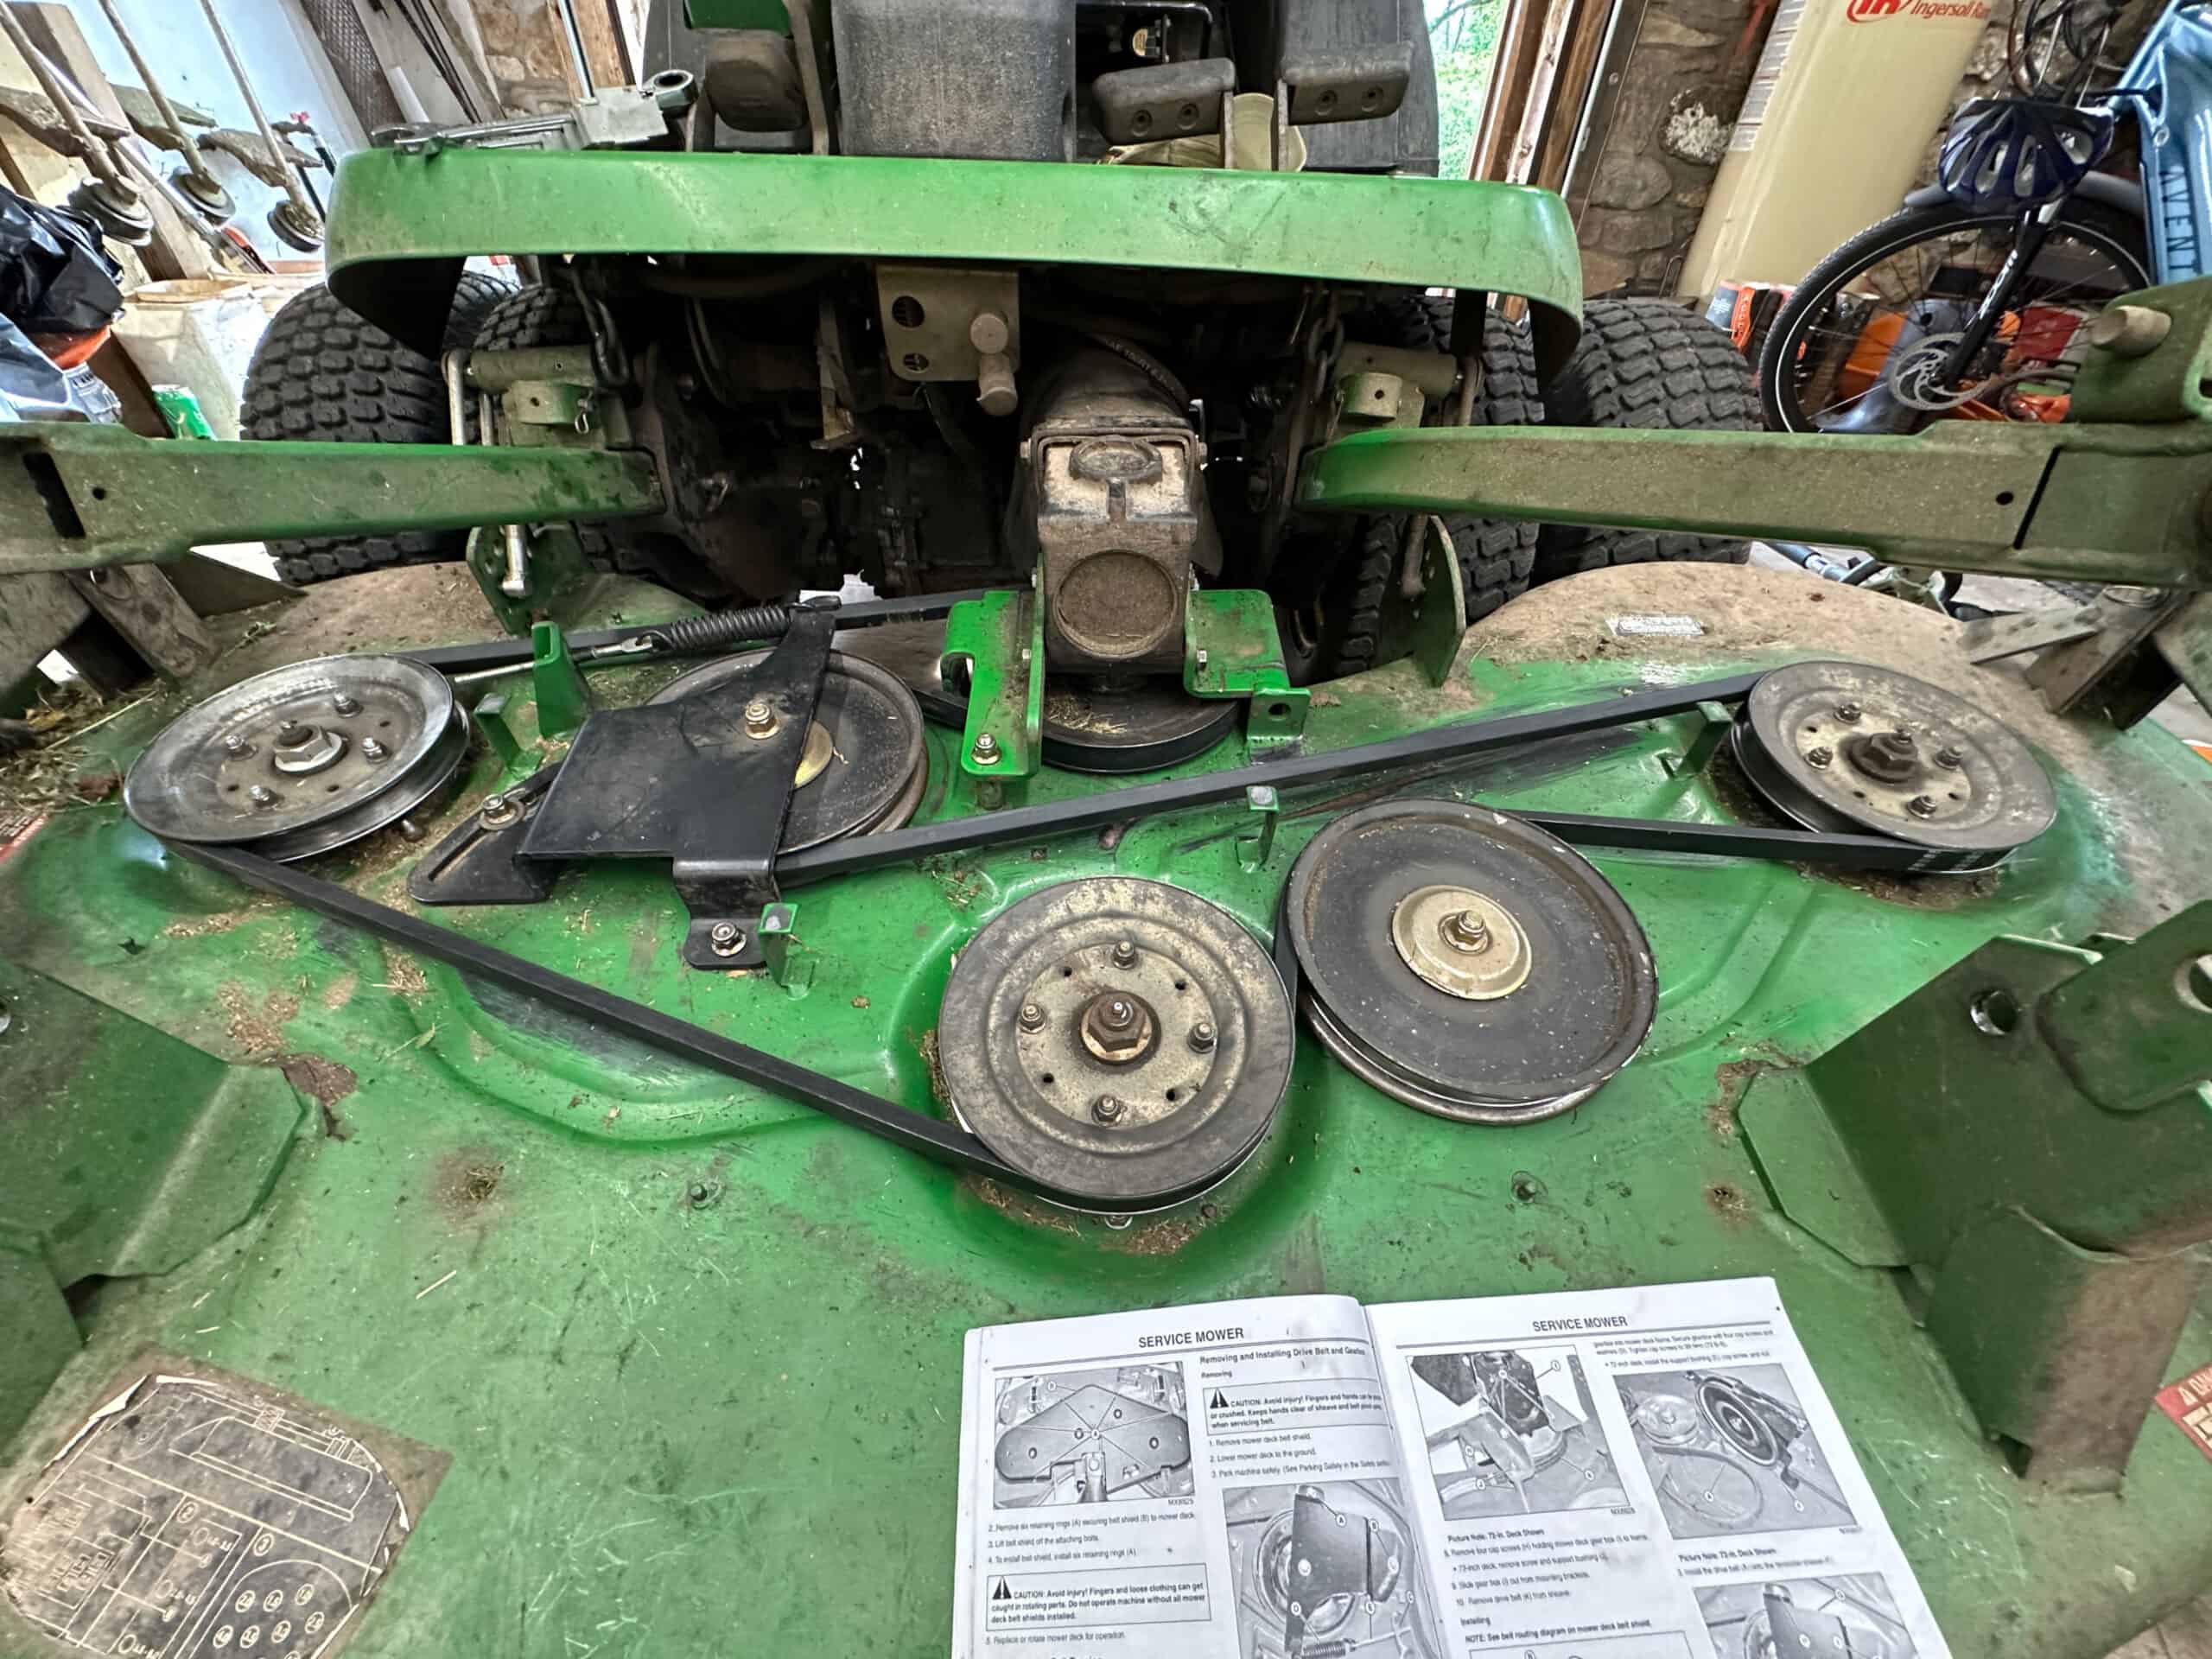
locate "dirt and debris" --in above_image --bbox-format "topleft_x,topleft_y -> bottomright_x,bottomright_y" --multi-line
851,995 -> 870,1009
321,972 -> 359,1011
0,681 -> 168,823
217,982 -> 300,1059
1704,1181 -> 1751,1223
377,946 -> 429,996
434,1150 -> 506,1218
277,1053 -> 359,1138
914,1027 -> 948,1105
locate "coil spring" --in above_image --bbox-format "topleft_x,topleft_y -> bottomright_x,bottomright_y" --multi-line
645,604 -> 794,654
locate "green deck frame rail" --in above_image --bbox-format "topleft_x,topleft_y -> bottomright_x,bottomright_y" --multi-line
320,147 -> 1586,374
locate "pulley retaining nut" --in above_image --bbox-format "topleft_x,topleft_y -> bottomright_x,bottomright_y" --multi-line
332,692 -> 361,715
1090,1094 -> 1126,1125
1018,1001 -> 1046,1033
1440,911 -> 1491,954
742,699 -> 778,739
1907,795 -> 1939,818
1189,1020 -> 1216,1053
1806,746 -> 1833,768
709,921 -> 746,957
247,785 -> 276,808
1936,747 -> 1963,769
1835,702 -> 1863,723
220,733 -> 250,757
1110,938 -> 1138,969
361,737 -> 389,762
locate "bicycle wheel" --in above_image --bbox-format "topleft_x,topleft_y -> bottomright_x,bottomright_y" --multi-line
1758,194 -> 2149,432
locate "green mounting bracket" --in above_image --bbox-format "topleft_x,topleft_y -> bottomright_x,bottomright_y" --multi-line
1737,902 -> 2212,1491
760,903 -> 810,993
1660,699 -> 1736,782
941,584 -> 1043,808
0,958 -> 305,1443
471,690 -> 524,768
1184,588 -> 1308,752
1236,785 -> 1281,872
531,620 -> 592,739
468,522 -> 596,639
1375,517 -> 1468,690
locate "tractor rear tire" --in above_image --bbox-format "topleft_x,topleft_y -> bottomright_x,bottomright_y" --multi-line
1310,297 -> 1543,679
244,272 -> 512,586
1530,298 -> 1757,582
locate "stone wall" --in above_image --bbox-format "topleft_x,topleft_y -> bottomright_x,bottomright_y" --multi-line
1575,0 -> 1778,296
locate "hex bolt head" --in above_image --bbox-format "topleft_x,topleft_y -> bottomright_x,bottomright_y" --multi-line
971,731 -> 1001,765
332,692 -> 361,715
709,922 -> 747,957
360,736 -> 389,762
1110,938 -> 1138,969
1936,747 -> 1963,769
1835,702 -> 1863,723
1189,1020 -> 1217,1053
1018,1001 -> 1046,1033
742,699 -> 777,738
1806,746 -> 1833,768
246,785 -> 276,808
1907,795 -> 1939,818
1090,1094 -> 1127,1125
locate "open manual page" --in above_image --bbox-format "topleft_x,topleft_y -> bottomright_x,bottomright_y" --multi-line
951,1278 -> 1948,1659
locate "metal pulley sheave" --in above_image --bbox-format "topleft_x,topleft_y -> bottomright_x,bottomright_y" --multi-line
123,655 -> 470,861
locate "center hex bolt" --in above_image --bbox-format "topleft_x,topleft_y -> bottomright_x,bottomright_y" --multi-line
1091,1094 -> 1126,1125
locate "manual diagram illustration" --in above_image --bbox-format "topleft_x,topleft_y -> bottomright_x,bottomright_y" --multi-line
1408,1348 -> 1626,1520
992,1364 -> 1192,1506
1222,1478 -> 1439,1659
1617,1364 -> 1854,1538
1697,1573 -> 1918,1659
1,1371 -> 417,1658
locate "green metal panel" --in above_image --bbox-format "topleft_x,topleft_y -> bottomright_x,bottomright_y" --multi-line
3,578 -> 2212,1656
323,148 -> 1585,374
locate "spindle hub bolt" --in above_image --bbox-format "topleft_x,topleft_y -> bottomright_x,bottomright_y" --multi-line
247,785 -> 276,807
1907,795 -> 1939,818
1091,1094 -> 1126,1125
1936,747 -> 1963,769
1189,1020 -> 1217,1053
1835,702 -> 1863,723
1018,1001 -> 1046,1033
1110,938 -> 1138,969
1806,746 -> 1833,768
361,736 -> 389,762
332,692 -> 360,715
221,733 -> 248,756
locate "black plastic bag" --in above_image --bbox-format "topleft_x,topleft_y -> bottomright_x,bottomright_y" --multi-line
0,187 -> 123,336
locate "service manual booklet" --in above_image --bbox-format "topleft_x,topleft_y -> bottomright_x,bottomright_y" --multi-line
952,1277 -> 1947,1659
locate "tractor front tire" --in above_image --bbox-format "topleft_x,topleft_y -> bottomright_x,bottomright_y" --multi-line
242,273 -> 511,586
1530,298 -> 1757,582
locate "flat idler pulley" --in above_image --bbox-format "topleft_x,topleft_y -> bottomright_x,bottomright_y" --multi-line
1285,799 -> 1656,1124
936,878 -> 1294,1211
1728,659 -> 2056,874
651,648 -> 928,849
124,654 -> 468,863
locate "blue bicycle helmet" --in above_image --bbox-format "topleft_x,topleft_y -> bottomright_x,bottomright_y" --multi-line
1938,97 -> 2116,212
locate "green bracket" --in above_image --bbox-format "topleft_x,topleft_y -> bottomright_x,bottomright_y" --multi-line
1185,589 -> 1308,752
941,585 -> 1043,808
1737,903 -> 2212,1490
468,521 -> 597,638
531,620 -> 592,738
760,903 -> 811,994
471,690 -> 524,768
1661,700 -> 1736,781
2069,278 -> 2212,423
1236,785 -> 1281,873
1375,517 -> 1468,690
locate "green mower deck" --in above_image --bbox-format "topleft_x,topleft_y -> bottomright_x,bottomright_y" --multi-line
3,562 -> 2209,1657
